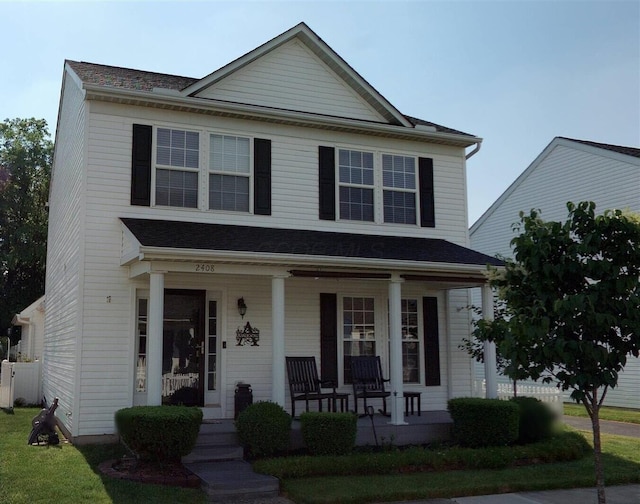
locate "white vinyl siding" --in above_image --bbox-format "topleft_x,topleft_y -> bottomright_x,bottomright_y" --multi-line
43,72 -> 86,436
196,39 -> 385,123
54,96 -> 471,436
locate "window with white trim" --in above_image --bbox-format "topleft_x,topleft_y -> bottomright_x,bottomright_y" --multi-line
339,149 -> 374,221
342,296 -> 376,382
155,128 -> 199,208
401,299 -> 420,383
209,134 -> 251,212
383,154 -> 417,224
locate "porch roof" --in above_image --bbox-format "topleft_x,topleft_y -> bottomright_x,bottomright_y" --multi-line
120,218 -> 503,273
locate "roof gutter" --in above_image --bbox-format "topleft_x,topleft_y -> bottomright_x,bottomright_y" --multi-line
82,84 -> 481,148
465,139 -> 482,160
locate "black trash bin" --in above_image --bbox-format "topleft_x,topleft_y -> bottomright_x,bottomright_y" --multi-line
234,383 -> 253,419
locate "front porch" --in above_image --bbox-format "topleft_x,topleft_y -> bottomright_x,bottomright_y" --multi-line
197,409 -> 453,452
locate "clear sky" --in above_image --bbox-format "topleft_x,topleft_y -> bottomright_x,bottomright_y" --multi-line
2,0 -> 638,225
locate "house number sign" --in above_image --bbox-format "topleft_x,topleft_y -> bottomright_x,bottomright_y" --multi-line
194,264 -> 215,273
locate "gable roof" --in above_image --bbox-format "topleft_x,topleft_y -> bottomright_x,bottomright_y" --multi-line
470,136 -> 640,234
182,23 -> 411,127
65,23 -> 476,142
121,218 -> 503,271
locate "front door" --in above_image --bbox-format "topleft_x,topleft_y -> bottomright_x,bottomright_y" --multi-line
162,290 -> 205,406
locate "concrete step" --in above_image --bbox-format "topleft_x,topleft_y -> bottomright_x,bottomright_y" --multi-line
182,443 -> 244,464
195,429 -> 239,447
185,460 -> 280,502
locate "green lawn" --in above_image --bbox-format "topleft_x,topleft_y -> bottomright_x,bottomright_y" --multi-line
563,403 -> 640,424
0,408 -> 206,504
3,406 -> 640,504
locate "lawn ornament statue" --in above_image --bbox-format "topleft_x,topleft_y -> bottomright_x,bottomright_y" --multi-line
28,397 -> 60,445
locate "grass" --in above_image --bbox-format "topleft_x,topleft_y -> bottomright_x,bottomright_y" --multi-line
0,407 -> 206,504
563,403 -> 640,424
3,406 -> 640,504
278,432 -> 640,503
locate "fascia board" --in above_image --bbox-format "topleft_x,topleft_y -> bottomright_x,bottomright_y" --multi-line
83,84 -> 480,147
137,245 -> 495,275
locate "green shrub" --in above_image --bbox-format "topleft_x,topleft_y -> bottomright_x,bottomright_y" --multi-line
235,401 -> 291,458
253,429 -> 589,479
510,396 -> 556,444
114,405 -> 202,462
300,412 -> 357,456
448,397 -> 519,448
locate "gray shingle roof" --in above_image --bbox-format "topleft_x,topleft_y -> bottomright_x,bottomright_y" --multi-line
121,218 -> 503,268
558,137 -> 640,159
66,60 -> 473,136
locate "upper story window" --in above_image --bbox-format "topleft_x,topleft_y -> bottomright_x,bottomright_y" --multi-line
132,124 -> 270,213
382,154 -> 417,225
338,149 -> 374,222
155,128 -> 199,208
209,134 -> 251,212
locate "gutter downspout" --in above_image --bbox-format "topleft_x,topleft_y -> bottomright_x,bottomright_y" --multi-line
465,140 -> 482,160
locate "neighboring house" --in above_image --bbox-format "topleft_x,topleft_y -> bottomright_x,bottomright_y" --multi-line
470,136 -> 640,409
45,22 -> 501,443
11,296 -> 46,362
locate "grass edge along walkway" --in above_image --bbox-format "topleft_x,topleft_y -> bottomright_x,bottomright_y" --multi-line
563,403 -> 640,425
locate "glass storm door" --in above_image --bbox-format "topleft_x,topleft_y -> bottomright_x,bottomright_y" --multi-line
161,290 -> 205,406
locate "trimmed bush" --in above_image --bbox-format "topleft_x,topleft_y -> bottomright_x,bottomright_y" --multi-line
448,397 -> 519,448
510,396 -> 556,444
300,412 -> 357,456
235,401 -> 291,458
114,405 -> 202,462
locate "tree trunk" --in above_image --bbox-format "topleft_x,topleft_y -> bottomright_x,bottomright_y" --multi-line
587,392 -> 606,504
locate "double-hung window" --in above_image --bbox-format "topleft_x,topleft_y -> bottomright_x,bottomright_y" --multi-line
401,299 -> 420,383
209,134 -> 251,212
342,296 -> 376,382
155,128 -> 199,208
338,149 -> 374,221
383,154 -> 417,224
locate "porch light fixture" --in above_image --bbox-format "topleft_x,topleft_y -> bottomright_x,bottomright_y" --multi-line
237,297 -> 247,319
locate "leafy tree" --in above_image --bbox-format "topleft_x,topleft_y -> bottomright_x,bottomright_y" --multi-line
474,201 -> 640,504
0,118 -> 52,340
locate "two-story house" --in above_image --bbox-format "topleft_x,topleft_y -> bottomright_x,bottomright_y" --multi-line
44,23 -> 501,443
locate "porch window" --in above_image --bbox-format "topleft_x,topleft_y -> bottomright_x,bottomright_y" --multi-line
342,296 -> 375,382
155,128 -> 199,208
209,134 -> 251,212
339,149 -> 374,221
207,300 -> 217,391
136,298 -> 148,392
383,154 -> 417,224
401,299 -> 420,383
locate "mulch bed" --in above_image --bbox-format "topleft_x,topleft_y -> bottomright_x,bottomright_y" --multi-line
99,457 -> 200,488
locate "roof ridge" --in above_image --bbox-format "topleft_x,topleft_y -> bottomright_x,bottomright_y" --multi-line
557,136 -> 640,158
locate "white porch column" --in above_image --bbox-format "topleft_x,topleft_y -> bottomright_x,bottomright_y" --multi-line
482,284 -> 498,399
271,275 -> 286,406
388,276 -> 407,425
147,271 -> 165,406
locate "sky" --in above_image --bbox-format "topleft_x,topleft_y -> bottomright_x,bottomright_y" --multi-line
2,0 -> 638,225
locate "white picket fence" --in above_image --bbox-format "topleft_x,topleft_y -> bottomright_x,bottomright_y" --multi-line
473,380 -> 563,415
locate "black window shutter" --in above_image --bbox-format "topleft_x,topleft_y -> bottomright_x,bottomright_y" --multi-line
254,138 -> 272,215
318,146 -> 336,220
131,124 -> 152,206
320,293 -> 338,383
423,296 -> 441,386
419,157 -> 435,227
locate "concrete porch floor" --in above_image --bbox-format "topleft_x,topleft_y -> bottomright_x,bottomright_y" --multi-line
202,409 -> 453,449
